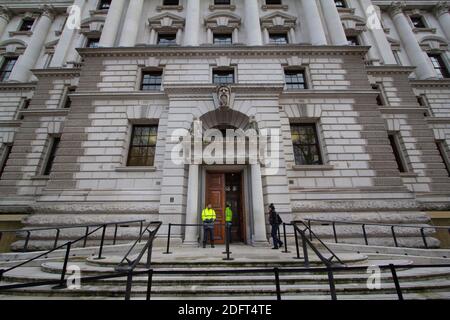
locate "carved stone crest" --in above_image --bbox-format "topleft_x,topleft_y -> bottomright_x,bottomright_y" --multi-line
217,85 -> 231,108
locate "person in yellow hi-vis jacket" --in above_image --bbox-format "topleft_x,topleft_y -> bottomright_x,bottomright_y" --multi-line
225,203 -> 233,244
202,204 -> 216,248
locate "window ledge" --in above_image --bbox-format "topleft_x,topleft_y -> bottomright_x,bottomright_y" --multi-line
209,5 -> 236,11
9,31 -> 32,37
412,27 -> 436,34
337,8 -> 355,14
157,5 -> 184,11
291,165 -> 334,171
89,9 -> 109,15
30,175 -> 50,180
115,166 -> 157,172
262,4 -> 288,11
400,172 -> 418,178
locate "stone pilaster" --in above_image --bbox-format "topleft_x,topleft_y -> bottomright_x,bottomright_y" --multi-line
251,163 -> 268,245
434,1 -> 450,40
8,5 -> 56,82
244,0 -> 262,46
389,2 -> 436,79
0,6 -> 11,39
320,0 -> 348,45
184,164 -> 200,245
118,0 -> 144,47
99,0 -> 126,47
184,0 -> 200,46
301,0 -> 327,45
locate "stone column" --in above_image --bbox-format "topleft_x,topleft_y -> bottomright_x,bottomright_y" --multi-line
320,0 -> 348,45
118,0 -> 144,47
149,29 -> 157,45
65,32 -> 85,64
360,31 -> 378,63
301,0 -> 327,45
184,164 -> 200,245
232,28 -> 239,43
389,3 -> 436,79
262,28 -> 269,44
51,0 -> 87,67
245,0 -> 263,45
360,1 -> 397,65
99,0 -> 126,47
434,2 -> 450,40
9,6 -> 55,82
0,6 -> 11,39
251,163 -> 268,245
184,0 -> 201,46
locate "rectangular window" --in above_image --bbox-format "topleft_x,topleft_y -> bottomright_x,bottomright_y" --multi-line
428,54 -> 450,78
388,133 -> 407,173
213,68 -> 234,84
372,84 -> 385,106
98,0 -> 112,10
141,71 -> 162,91
335,0 -> 347,8
290,124 -> 323,165
127,125 -> 158,167
269,32 -> 288,44
213,33 -> 233,45
86,38 -> 100,48
0,144 -> 12,179
215,0 -> 231,4
410,16 -> 426,28
63,87 -> 76,109
0,57 -> 17,82
43,137 -> 61,176
346,36 -> 360,46
436,141 -> 450,176
19,18 -> 35,32
163,0 -> 179,5
285,69 -> 307,89
157,33 -> 177,45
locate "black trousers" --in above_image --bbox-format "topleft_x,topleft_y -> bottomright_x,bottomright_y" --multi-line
271,224 -> 282,248
203,224 -> 214,246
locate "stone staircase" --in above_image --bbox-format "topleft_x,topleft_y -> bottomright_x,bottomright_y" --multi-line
1,245 -> 450,300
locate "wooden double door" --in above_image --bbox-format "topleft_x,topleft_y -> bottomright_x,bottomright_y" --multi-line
205,172 -> 245,244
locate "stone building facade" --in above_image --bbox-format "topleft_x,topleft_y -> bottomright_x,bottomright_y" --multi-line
0,0 -> 449,248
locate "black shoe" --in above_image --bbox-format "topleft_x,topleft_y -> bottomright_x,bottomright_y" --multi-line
203,244 -> 206,248
211,245 -> 215,248
279,241 -> 283,247
272,247 -> 279,249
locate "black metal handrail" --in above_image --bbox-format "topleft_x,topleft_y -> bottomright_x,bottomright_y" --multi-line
0,219 -> 146,288
0,219 -> 146,252
302,218 -> 450,249
1,263 -> 450,300
164,222 -> 233,260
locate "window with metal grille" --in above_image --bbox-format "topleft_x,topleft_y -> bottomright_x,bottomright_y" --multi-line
388,133 -> 407,173
213,68 -> 234,84
86,38 -> 100,48
127,125 -> 158,167
0,144 -> 12,179
157,33 -> 177,45
436,141 -> 450,177
213,33 -> 232,45
269,32 -> 288,44
163,0 -> 179,5
428,54 -> 450,78
0,57 -> 17,82
141,71 -> 162,91
335,0 -> 347,8
214,0 -> 231,5
410,16 -> 426,28
43,137 -> 61,176
290,124 -> 323,165
19,18 -> 34,32
98,0 -> 111,10
285,69 -> 307,90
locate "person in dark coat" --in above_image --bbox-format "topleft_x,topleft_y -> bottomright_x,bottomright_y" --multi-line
268,203 -> 283,249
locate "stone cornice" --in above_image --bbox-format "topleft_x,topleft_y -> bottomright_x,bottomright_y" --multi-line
71,92 -> 168,100
426,117 -> 450,123
0,120 -> 21,127
410,79 -> 450,87
77,45 -> 370,59
20,109 -> 69,116
30,68 -> 81,78
164,83 -> 285,96
280,89 -> 379,98
365,65 -> 416,74
0,82 -> 36,91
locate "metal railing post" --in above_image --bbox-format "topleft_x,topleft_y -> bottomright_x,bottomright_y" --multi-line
163,223 -> 172,254
332,222 -> 338,243
146,240 -> 153,268
83,226 -> 89,248
282,223 -> 290,253
223,223 -> 234,261
139,221 -> 144,243
53,229 -> 60,249
308,220 -> 313,241
391,226 -> 399,247
293,225 -> 301,260
274,267 -> 281,301
113,224 -> 119,245
327,267 -> 337,300
300,230 -> 310,268
95,224 -> 107,260
53,242 -> 71,289
124,271 -> 133,301
362,224 -> 368,246
389,264 -> 403,300
420,228 -> 428,249
23,231 -> 31,252
146,269 -> 153,301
